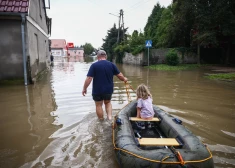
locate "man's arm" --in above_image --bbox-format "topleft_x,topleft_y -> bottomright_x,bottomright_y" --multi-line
116,72 -> 128,82
82,76 -> 93,96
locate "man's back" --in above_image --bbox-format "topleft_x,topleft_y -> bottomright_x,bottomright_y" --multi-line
87,60 -> 120,95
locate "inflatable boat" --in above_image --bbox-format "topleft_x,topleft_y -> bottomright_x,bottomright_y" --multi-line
112,100 -> 214,168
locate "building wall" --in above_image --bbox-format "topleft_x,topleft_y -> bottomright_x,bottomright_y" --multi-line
28,0 -> 48,34
51,49 -> 66,56
26,0 -> 50,80
68,49 -> 84,57
0,19 -> 24,80
50,39 -> 67,50
26,22 -> 49,79
0,0 -> 49,82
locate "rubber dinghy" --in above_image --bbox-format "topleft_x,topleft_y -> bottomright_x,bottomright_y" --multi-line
113,100 -> 214,168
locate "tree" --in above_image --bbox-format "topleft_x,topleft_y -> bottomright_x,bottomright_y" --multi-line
192,0 -> 235,63
102,24 -> 128,61
81,43 -> 94,56
156,5 -> 174,48
144,3 -> 164,47
170,0 -> 195,47
114,30 -> 146,58
129,30 -> 145,55
164,0 -> 235,64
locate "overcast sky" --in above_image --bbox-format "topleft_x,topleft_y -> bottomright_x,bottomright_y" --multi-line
46,0 -> 172,48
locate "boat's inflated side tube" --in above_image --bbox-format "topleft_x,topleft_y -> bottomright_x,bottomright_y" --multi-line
113,100 -> 214,168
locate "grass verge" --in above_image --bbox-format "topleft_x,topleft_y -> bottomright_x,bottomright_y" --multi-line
148,64 -> 202,71
205,73 -> 235,81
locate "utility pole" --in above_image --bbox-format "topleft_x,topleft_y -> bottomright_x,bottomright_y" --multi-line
117,11 -> 120,43
117,9 -> 124,44
109,9 -> 125,44
121,9 -> 124,41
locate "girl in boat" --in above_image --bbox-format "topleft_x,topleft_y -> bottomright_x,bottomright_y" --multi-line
136,84 -> 154,129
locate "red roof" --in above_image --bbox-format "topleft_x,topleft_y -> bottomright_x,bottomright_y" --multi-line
51,39 -> 67,49
67,42 -> 74,48
0,0 -> 29,13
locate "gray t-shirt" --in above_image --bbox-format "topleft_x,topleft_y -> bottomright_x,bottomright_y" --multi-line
137,97 -> 154,118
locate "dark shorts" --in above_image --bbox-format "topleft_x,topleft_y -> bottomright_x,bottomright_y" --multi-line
92,94 -> 112,101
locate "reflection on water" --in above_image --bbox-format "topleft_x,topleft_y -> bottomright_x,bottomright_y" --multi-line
0,56 -> 235,168
0,72 -> 56,168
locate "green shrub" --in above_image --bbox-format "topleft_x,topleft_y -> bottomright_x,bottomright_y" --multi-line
165,49 -> 179,66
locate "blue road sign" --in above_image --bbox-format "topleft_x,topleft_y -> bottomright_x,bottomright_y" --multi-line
145,40 -> 152,48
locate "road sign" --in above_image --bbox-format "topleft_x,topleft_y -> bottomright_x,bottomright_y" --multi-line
145,40 -> 152,48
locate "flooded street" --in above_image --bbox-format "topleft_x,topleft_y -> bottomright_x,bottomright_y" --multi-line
0,56 -> 235,168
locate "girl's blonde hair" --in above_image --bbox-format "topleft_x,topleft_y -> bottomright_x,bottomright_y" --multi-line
136,84 -> 152,100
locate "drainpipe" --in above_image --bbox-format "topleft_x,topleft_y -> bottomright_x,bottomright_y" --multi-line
21,14 -> 28,85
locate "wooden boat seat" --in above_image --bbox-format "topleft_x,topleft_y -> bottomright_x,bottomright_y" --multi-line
129,117 -> 160,122
137,138 -> 180,146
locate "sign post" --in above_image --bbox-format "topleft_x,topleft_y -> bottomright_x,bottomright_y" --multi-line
145,40 -> 152,66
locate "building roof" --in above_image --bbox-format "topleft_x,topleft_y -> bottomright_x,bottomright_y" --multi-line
0,0 -> 29,13
68,47 -> 84,50
50,39 -> 67,49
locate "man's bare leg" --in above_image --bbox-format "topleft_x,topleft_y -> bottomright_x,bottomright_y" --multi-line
95,101 -> 104,120
104,100 -> 112,120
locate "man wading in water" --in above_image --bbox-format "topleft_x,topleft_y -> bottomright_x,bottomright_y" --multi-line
82,50 -> 127,120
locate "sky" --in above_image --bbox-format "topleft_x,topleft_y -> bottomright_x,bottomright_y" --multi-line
46,0 -> 172,48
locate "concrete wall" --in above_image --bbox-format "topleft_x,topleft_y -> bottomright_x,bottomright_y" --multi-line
122,48 -> 197,65
182,50 -> 197,63
151,48 -> 197,64
0,19 -> 24,80
122,52 -> 144,65
150,48 -> 170,64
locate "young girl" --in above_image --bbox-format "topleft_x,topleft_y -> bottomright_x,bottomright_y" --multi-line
136,84 -> 154,129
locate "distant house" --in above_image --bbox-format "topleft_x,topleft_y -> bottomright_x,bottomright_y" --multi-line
68,47 -> 84,57
51,39 -> 67,57
0,0 -> 52,85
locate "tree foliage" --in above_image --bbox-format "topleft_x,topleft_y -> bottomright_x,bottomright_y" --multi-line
101,0 -> 235,64
144,3 -> 164,46
102,24 -> 128,61
146,0 -> 235,48
155,5 -> 174,48
114,30 -> 145,56
192,0 -> 235,47
81,43 -> 94,56
165,49 -> 179,66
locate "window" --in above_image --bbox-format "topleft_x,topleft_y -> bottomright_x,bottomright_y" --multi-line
35,34 -> 39,63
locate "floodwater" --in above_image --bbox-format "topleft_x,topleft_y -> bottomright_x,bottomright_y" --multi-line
0,56 -> 235,168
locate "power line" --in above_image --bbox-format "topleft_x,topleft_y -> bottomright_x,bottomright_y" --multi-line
125,0 -> 155,14
125,0 -> 148,11
87,0 -> 99,6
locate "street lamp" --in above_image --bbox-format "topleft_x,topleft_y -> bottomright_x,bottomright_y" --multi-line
109,13 -> 119,18
109,12 -> 120,43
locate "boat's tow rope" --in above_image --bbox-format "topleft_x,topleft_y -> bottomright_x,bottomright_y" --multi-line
124,82 -> 135,103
